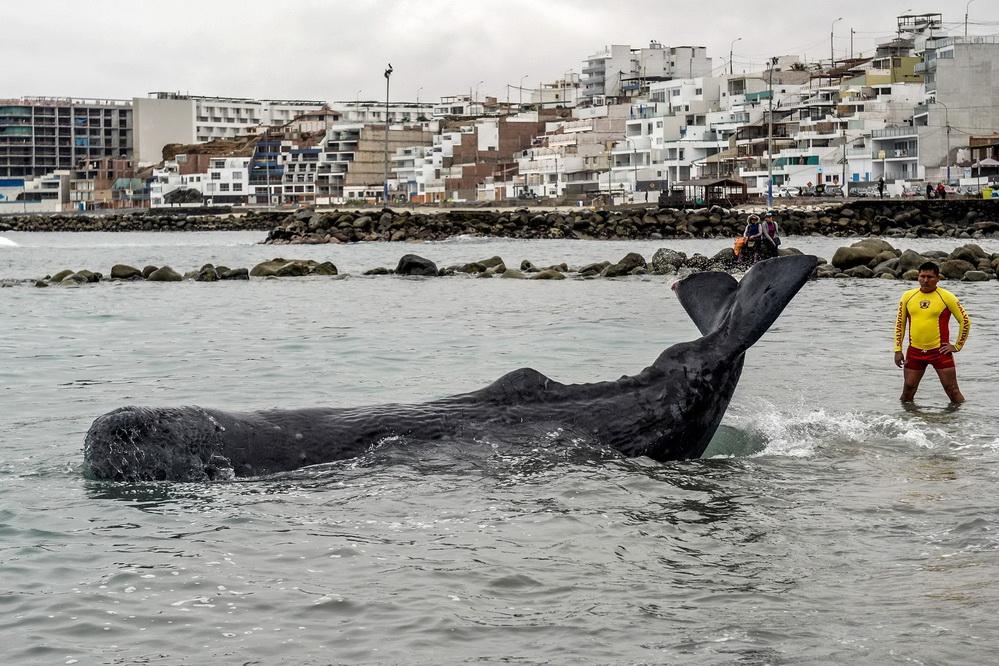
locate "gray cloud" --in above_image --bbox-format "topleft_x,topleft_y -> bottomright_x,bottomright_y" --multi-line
2,0 -> 983,102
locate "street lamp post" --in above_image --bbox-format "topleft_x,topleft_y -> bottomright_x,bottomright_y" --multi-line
965,0 -> 976,38
936,99 -> 951,183
475,80 -> 484,104
729,37 -> 742,75
383,63 -> 393,204
766,57 -> 777,208
519,75 -> 528,108
830,17 -> 843,74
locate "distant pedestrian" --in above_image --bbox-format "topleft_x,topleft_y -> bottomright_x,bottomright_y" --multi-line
936,182 -> 947,199
926,182 -> 934,199
878,176 -> 885,198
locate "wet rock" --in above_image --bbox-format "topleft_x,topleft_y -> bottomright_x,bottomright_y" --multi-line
649,248 -> 687,274
602,252 -> 647,278
961,270 -> 990,282
395,254 -> 438,276
531,269 -> 566,280
938,259 -> 975,280
147,266 -> 183,282
111,264 -> 142,280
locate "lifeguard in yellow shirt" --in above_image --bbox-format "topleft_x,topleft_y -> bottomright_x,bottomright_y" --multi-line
893,261 -> 971,403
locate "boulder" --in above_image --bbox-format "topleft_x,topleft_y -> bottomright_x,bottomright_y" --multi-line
195,265 -> 219,282
901,269 -> 919,281
948,243 -> 988,264
395,254 -> 438,276
843,265 -> 875,278
219,267 -> 249,280
311,261 -> 339,276
364,267 -> 392,276
831,245 -> 880,270
111,264 -> 142,280
961,270 -> 990,282
649,248 -> 687,274
142,265 -> 159,279
578,261 -> 610,276
50,269 -> 74,283
532,269 -> 566,280
602,252 -> 647,278
938,259 -> 975,280
147,266 -> 182,282
897,249 -> 927,274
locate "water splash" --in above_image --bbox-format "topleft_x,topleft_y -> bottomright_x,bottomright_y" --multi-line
0,236 -> 19,247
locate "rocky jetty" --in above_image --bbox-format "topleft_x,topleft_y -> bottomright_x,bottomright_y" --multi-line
29,240 -> 999,288
4,201 -> 998,240
1,210 -> 285,233
262,201 -> 999,244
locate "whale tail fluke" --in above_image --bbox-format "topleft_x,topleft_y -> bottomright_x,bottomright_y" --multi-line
674,255 -> 817,353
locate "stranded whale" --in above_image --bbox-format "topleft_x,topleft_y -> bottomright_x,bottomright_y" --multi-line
84,254 -> 818,482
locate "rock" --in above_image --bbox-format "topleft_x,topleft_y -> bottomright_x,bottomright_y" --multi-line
897,249 -> 927,274
456,262 -> 486,274
961,270 -> 990,282
578,261 -> 610,276
395,254 -> 438,276
34,280 -> 48,288
520,260 -> 538,272
938,259 -> 975,280
311,261 -> 339,276
364,267 -> 392,276
500,269 -> 527,279
843,265 -> 875,278
195,265 -> 219,282
831,245 -> 881,270
111,264 -> 142,280
142,265 -> 159,279
649,248 -> 687,274
877,272 -> 897,279
602,252 -> 647,278
532,269 -> 566,280
816,264 -> 838,278
50,269 -> 74,283
274,261 -> 314,277
219,267 -> 249,280
901,269 -> 919,281
147,266 -> 183,282
948,243 -> 988,264
477,256 -> 505,269
872,258 -> 900,275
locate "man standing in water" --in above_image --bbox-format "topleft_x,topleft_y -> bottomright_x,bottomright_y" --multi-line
893,262 -> 971,403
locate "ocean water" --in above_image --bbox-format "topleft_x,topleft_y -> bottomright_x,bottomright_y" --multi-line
1,231 -> 998,665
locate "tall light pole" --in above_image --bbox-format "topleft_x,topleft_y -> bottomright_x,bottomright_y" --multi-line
766,57 -> 777,209
965,0 -> 976,37
519,74 -> 528,108
830,17 -> 843,74
383,63 -> 393,204
729,37 -> 742,75
416,86 -> 423,107
475,80 -> 484,104
936,99 -> 951,183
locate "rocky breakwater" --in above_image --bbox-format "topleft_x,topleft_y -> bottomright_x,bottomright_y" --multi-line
263,201 -> 999,244
33,259 -> 339,287
0,210 -> 286,232
820,239 -> 998,281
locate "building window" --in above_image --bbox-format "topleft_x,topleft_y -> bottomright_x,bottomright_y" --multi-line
211,172 -> 221,180
232,171 -> 242,179
220,183 -> 230,191
695,88 -> 702,95
233,183 -> 242,192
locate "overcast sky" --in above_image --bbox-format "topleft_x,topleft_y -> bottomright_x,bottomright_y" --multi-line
5,0 -> 992,104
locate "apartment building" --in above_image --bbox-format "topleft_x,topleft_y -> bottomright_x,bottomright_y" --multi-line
132,92 -> 326,165
69,157 -> 136,210
581,42 -> 712,104
915,35 -> 999,182
329,100 -> 435,124
0,97 -> 133,179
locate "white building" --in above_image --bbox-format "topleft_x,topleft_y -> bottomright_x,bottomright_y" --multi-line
329,100 -> 435,124
133,92 -> 326,165
0,170 -> 70,213
204,156 -> 250,205
149,161 -> 207,208
581,42 -> 712,104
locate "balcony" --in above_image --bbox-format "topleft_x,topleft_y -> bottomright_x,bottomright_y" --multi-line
872,126 -> 917,139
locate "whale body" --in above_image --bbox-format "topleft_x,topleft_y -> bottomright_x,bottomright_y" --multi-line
84,254 -> 818,482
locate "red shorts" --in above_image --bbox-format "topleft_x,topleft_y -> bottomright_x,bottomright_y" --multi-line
905,346 -> 955,371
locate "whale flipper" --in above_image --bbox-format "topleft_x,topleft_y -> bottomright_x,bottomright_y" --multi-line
674,255 -> 816,354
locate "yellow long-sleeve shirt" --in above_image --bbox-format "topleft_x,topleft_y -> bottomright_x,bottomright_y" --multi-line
894,286 -> 971,352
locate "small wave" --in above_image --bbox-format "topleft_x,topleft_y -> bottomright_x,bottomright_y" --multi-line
725,403 -> 955,458
0,236 -> 19,247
